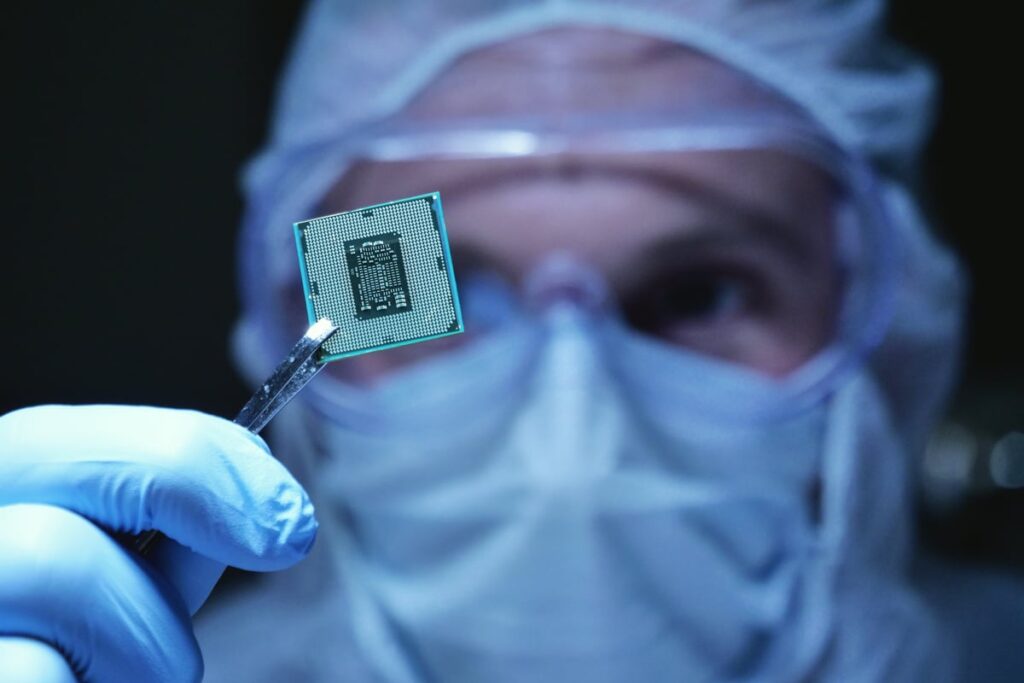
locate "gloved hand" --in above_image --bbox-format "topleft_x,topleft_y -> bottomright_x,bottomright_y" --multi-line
0,405 -> 318,683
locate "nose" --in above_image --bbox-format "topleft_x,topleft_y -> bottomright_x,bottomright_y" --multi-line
522,251 -> 609,314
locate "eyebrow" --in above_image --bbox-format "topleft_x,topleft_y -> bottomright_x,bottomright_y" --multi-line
623,225 -> 802,284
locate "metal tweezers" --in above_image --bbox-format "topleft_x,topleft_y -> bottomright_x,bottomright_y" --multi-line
232,318 -> 339,434
132,318 -> 338,554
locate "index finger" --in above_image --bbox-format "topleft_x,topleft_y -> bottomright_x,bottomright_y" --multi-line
0,404 -> 317,570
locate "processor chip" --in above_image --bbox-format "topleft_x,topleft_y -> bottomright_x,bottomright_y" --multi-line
293,192 -> 463,362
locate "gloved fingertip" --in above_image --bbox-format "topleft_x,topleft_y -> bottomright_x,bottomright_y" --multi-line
280,520 -> 318,568
290,506 -> 319,559
251,487 -> 318,570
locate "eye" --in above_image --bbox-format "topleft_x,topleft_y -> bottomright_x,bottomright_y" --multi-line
619,266 -> 759,339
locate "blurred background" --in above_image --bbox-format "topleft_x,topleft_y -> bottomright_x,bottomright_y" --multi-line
3,4 -> 1021,570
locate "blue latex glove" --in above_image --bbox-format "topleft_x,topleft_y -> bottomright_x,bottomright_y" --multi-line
0,405 -> 318,682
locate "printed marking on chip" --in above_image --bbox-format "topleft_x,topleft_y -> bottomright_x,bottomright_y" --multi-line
293,192 -> 463,361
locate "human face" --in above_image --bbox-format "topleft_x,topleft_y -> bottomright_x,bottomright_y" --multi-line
313,28 -> 840,381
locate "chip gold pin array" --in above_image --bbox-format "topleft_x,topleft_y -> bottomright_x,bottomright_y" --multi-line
294,192 -> 464,362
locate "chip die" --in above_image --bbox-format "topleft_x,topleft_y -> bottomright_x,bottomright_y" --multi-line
293,192 -> 463,361
345,232 -> 412,320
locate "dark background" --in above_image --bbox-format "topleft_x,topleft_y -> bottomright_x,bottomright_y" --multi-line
3,4 -> 1021,567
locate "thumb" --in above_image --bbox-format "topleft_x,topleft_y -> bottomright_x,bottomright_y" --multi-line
147,537 -> 228,616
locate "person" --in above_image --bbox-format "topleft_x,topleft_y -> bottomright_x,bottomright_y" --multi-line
2,1 -> 1021,681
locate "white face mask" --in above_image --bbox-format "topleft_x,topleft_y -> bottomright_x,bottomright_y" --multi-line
271,260 -> 955,682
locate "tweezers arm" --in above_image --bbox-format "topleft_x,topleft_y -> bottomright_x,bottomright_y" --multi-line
233,318 -> 338,433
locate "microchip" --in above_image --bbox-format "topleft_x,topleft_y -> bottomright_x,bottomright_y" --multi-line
294,192 -> 463,362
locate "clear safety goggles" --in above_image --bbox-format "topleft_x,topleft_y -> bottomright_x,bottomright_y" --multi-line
240,112 -> 899,411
